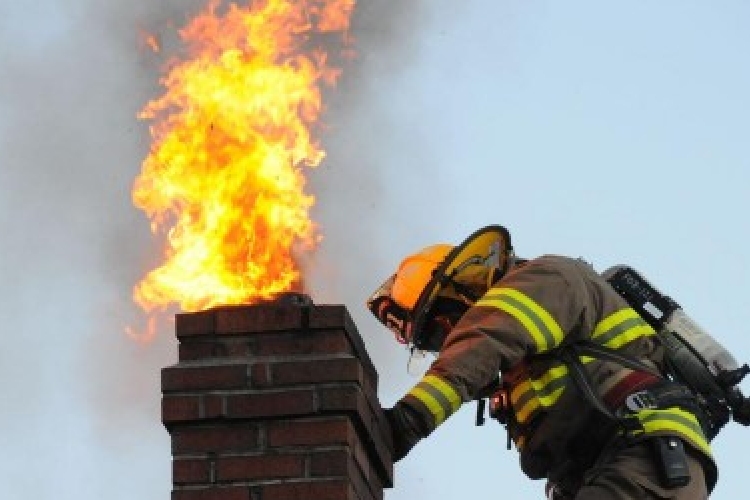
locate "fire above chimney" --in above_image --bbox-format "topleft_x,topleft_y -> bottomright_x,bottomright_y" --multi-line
161,295 -> 394,500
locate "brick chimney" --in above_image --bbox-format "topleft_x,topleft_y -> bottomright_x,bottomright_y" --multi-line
161,294 -> 394,500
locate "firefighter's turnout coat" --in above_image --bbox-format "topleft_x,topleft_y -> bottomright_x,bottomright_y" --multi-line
396,255 -> 715,490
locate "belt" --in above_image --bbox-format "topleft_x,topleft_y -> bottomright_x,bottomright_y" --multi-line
606,375 -> 703,425
603,371 -> 662,410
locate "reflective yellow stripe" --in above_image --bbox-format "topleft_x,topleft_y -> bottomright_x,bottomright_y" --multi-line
593,308 -> 656,349
423,375 -> 462,413
406,374 -> 462,427
593,308 -> 640,337
510,358 -> 596,424
535,363 -> 569,388
511,378 -> 532,405
516,386 -> 565,423
512,364 -> 569,423
408,387 -> 446,424
636,408 -> 712,457
477,288 -> 564,352
511,379 -> 539,423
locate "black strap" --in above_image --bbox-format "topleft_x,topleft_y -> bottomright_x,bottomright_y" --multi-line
558,347 -> 618,420
558,345 -> 642,432
573,340 -> 663,377
644,383 -> 701,412
475,398 -> 486,426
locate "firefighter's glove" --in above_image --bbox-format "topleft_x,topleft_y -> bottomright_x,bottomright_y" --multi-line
384,402 -> 426,462
545,482 -> 575,500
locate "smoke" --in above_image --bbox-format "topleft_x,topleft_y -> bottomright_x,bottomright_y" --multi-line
307,1 -> 447,395
0,1 -> 204,498
0,0 -> 434,498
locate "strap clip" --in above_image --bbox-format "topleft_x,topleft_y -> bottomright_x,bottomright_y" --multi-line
624,390 -> 658,412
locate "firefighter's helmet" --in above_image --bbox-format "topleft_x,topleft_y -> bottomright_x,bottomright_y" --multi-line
391,244 -> 453,312
367,225 -> 513,350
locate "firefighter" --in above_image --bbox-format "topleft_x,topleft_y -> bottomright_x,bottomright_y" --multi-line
367,225 -> 716,499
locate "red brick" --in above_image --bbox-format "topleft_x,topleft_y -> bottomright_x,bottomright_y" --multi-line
317,384 -> 362,413
268,358 -> 363,387
172,486 -> 250,500
267,416 -> 353,447
163,395 -> 229,424
163,396 -> 201,424
261,480 -> 352,500
306,305 -> 351,329
255,331 -> 352,357
214,305 -> 302,334
308,306 -> 378,386
309,449 -> 349,477
310,449 -> 379,500
175,311 -> 216,338
162,364 -> 248,392
173,458 -> 211,484
203,394 -> 225,419
224,389 -> 315,419
315,385 -> 393,488
249,363 -> 270,388
172,425 -> 259,454
216,454 -> 304,481
179,339 -> 256,361
222,340 -> 255,357
177,330 -> 355,362
178,342 -> 218,361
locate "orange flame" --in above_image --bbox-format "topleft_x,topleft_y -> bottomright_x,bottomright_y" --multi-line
139,29 -> 161,53
133,0 -> 354,314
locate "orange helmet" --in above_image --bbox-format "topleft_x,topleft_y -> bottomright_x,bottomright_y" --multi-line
367,225 -> 513,350
391,244 -> 453,311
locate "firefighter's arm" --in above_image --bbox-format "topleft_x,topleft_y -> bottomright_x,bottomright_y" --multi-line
385,373 -> 463,461
463,257 -> 589,361
384,258 -> 588,460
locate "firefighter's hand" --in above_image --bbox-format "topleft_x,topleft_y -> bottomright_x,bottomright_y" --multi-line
384,403 -> 425,462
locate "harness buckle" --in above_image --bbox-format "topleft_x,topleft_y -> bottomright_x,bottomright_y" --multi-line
624,390 -> 658,412
489,389 -> 511,424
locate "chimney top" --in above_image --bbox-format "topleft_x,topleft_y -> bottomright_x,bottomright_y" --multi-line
163,301 -> 394,500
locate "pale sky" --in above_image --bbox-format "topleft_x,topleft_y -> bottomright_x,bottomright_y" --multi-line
1,1 -> 749,499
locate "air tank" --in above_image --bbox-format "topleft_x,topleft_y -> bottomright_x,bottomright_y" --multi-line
602,265 -> 740,396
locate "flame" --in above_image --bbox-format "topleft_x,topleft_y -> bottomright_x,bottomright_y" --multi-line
139,30 -> 161,53
133,0 -> 354,314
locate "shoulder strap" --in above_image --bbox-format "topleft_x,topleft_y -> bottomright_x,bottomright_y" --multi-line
573,340 -> 663,378
557,345 -> 618,420
556,344 -> 644,432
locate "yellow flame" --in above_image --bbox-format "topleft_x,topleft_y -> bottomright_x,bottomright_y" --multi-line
133,0 -> 354,313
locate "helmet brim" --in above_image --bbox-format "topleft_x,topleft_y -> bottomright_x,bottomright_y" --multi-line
410,225 -> 513,349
